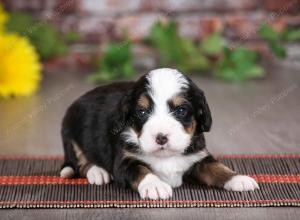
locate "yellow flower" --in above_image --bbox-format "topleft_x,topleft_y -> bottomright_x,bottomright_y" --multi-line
0,4 -> 8,32
0,33 -> 42,98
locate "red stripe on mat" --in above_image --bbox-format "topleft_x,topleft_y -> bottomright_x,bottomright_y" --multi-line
0,154 -> 299,160
0,199 -> 300,205
0,175 -> 299,185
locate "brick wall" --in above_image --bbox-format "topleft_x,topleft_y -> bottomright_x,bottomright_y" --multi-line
2,0 -> 300,68
3,0 -> 300,41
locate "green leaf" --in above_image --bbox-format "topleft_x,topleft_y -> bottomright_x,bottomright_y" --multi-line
87,71 -> 113,82
65,31 -> 81,42
215,46 -> 265,81
258,23 -> 281,41
6,12 -> 68,60
246,65 -> 265,78
282,28 -> 300,41
88,41 -> 135,83
200,32 -> 225,55
32,24 -> 68,59
148,21 -> 210,72
6,12 -> 34,34
269,41 -> 286,59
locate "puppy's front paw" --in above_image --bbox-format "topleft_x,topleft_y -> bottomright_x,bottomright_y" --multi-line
86,165 -> 110,185
224,175 -> 259,191
138,174 -> 172,200
60,166 -> 75,178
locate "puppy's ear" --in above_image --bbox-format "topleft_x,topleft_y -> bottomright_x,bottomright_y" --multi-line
110,90 -> 132,135
190,82 -> 212,132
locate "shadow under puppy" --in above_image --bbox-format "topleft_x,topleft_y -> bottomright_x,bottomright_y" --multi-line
60,68 -> 259,199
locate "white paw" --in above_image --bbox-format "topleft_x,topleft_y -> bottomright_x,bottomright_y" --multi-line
138,174 -> 172,200
224,175 -> 259,191
60,166 -> 75,178
86,165 -> 110,185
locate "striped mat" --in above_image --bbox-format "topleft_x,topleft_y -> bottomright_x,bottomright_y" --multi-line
0,154 -> 299,208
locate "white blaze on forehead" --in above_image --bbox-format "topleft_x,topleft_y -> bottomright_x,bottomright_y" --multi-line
137,68 -> 191,154
146,68 -> 188,106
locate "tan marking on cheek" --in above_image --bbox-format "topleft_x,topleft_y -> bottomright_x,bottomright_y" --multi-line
185,119 -> 197,135
137,95 -> 150,109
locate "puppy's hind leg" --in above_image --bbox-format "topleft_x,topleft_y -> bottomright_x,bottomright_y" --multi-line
60,137 -> 78,179
72,144 -> 111,185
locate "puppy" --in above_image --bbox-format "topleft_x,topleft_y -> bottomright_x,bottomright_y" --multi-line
60,68 -> 259,200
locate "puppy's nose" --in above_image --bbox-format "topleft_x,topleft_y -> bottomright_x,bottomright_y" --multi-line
155,133 -> 168,145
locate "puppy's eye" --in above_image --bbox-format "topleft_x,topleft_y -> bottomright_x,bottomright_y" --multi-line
136,108 -> 149,117
174,106 -> 188,117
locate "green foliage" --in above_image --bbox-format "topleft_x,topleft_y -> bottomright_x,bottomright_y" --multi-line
88,21 -> 295,83
88,42 -> 135,82
148,21 -> 209,72
282,28 -> 300,41
258,23 -> 300,59
258,23 -> 286,58
200,32 -> 225,55
258,23 -> 281,41
64,31 -> 81,43
216,47 -> 264,81
6,12 -> 67,60
259,23 -> 300,42
149,21 -> 264,81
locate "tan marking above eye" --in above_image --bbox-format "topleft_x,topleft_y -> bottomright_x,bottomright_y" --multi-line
171,96 -> 187,107
137,95 -> 150,109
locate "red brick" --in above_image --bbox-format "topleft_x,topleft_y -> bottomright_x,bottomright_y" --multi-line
200,16 -> 223,38
263,0 -> 300,13
4,0 -> 45,11
114,13 -> 167,41
265,15 -> 300,34
264,15 -> 300,32
52,15 -> 115,43
176,15 -> 202,40
44,48 -> 98,72
55,0 -> 80,14
80,0 -> 149,14
152,0 -> 259,12
176,15 -> 223,40
269,17 -> 287,32
52,15 -> 79,34
77,16 -> 115,43
225,15 -> 264,40
43,0 -> 58,11
284,14 -> 300,26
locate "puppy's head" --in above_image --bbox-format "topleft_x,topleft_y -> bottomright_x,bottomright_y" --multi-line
117,68 -> 212,156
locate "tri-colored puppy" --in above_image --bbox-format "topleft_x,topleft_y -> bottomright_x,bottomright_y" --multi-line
60,68 -> 259,199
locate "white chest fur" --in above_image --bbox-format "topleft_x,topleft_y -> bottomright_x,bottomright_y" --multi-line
137,151 -> 208,187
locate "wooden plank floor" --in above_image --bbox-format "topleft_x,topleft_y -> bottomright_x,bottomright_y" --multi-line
0,62 -> 299,219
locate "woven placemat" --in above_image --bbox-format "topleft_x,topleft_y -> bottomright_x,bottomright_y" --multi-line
0,154 -> 299,208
